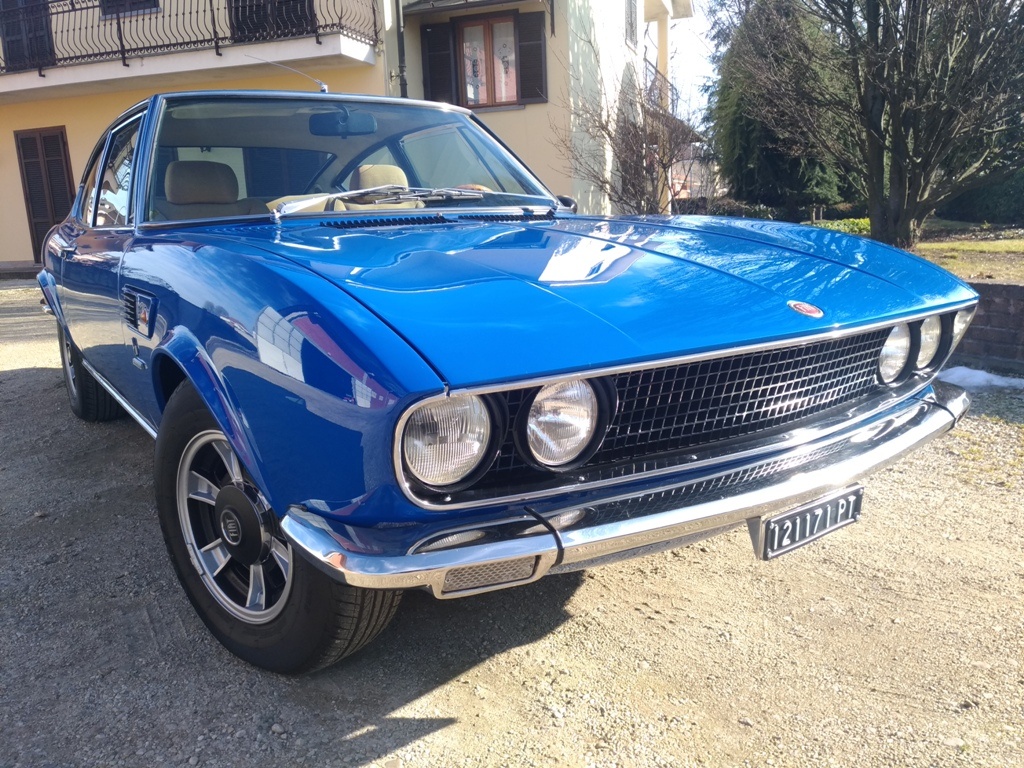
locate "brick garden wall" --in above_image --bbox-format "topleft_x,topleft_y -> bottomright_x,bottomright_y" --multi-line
951,283 -> 1024,375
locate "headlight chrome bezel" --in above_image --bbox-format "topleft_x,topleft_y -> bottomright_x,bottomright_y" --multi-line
400,393 -> 503,491
878,322 -> 915,384
515,377 -> 615,472
880,305 -> 977,385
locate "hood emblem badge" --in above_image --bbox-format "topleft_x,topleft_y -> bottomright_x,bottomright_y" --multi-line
788,300 -> 824,319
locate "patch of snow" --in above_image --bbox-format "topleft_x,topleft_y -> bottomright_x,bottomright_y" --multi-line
938,366 -> 1024,390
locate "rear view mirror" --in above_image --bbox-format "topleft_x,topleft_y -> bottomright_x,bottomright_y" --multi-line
309,108 -> 377,137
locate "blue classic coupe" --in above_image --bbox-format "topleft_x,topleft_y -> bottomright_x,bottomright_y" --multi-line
38,91 -> 977,673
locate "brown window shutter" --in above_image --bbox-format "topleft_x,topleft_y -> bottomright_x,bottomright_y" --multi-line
42,131 -> 75,221
421,23 -> 457,104
517,12 -> 547,104
15,127 -> 75,263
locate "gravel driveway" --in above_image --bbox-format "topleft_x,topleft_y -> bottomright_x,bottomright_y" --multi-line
1,282 -> 1022,768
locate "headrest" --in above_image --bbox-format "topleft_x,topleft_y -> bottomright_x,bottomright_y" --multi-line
165,161 -> 239,205
352,164 -> 409,190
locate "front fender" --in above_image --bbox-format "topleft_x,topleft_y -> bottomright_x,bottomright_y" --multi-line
133,238 -> 448,529
151,327 -> 264,492
37,269 -> 66,328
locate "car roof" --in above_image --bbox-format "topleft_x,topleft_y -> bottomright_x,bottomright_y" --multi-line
129,90 -> 471,117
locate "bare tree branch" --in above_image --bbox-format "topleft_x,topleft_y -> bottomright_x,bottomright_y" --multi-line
718,0 -> 1024,246
551,26 -> 702,216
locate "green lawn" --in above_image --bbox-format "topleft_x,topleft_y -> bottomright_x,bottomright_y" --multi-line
912,221 -> 1024,284
916,238 -> 1024,254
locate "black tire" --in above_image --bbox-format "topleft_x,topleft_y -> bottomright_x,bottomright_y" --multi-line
57,324 -> 122,421
155,381 -> 401,674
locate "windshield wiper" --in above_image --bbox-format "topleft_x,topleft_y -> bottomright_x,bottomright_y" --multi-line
273,185 -> 484,218
371,187 -> 485,204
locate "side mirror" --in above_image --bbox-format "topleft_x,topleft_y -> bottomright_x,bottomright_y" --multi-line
556,195 -> 578,213
309,108 -> 377,137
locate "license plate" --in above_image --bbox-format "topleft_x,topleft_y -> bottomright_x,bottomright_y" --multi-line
758,486 -> 863,560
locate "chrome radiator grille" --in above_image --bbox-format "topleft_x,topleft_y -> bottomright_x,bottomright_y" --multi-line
485,328 -> 890,485
598,328 -> 890,462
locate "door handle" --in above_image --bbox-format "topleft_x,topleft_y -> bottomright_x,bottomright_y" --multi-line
60,246 -> 77,260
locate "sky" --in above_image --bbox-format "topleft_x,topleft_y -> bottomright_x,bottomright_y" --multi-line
667,0 -> 717,120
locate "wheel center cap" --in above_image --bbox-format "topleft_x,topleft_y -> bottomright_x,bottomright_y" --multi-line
213,484 -> 270,566
219,508 -> 244,546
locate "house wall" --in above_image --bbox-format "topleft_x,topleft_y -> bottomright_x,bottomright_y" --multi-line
564,0 -> 648,215
15,0 -> 376,68
397,0 -> 650,215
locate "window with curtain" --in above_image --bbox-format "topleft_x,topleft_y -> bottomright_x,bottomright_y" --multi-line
421,12 -> 547,107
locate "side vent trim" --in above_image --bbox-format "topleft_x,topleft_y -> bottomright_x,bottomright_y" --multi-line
122,285 -> 158,339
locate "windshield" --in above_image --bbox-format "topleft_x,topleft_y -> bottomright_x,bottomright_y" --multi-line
145,96 -> 555,222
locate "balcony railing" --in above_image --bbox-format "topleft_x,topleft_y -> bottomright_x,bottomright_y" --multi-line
0,0 -> 379,75
644,58 -> 680,116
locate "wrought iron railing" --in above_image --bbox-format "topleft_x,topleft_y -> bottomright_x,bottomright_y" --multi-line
0,0 -> 379,74
644,58 -> 680,116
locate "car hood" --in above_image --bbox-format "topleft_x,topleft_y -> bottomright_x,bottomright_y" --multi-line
219,214 -> 976,388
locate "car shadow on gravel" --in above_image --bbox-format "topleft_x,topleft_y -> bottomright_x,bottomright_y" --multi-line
291,574 -> 586,758
0,300 -> 53,346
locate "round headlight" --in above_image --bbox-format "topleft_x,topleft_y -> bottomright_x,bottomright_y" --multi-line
526,379 -> 599,468
916,315 -> 942,369
879,324 -> 912,383
403,394 -> 492,487
952,307 -> 976,349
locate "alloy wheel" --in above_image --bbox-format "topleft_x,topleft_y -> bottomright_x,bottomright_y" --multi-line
175,430 -> 292,624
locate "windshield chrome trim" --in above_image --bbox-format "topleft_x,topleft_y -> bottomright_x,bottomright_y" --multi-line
137,205 -> 560,230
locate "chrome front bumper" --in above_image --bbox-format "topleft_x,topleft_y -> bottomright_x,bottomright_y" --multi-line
281,384 -> 969,599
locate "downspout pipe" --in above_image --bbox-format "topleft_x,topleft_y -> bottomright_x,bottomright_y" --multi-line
395,0 -> 408,98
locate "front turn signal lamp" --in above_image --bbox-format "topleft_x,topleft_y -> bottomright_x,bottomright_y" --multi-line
951,307 -> 976,350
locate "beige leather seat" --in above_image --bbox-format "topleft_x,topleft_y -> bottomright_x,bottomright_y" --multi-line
152,161 -> 268,220
341,164 -> 423,211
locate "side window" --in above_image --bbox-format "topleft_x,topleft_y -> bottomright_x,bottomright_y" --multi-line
79,148 -> 102,227
400,126 -> 530,193
96,118 -> 142,228
625,0 -> 638,48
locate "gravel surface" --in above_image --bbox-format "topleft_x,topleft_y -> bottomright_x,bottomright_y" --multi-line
2,283 -> 1022,768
